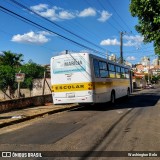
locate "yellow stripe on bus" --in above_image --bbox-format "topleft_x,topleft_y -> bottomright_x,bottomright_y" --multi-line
95,80 -> 130,88
51,82 -> 94,92
52,80 -> 130,92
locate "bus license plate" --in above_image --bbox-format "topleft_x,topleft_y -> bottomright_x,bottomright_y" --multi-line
67,93 -> 75,98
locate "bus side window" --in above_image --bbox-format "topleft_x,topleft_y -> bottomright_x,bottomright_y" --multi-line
121,67 -> 126,78
108,63 -> 115,78
115,66 -> 121,78
125,69 -> 129,79
93,59 -> 100,78
99,61 -> 109,78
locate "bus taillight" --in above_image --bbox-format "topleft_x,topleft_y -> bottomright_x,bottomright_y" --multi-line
88,83 -> 94,90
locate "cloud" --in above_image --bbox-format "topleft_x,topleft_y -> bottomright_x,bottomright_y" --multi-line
30,4 -> 48,11
124,35 -> 144,42
98,11 -> 112,22
78,7 -> 96,17
100,38 -> 120,46
38,8 -> 58,20
30,4 -> 74,21
100,35 -> 144,47
30,4 -> 111,22
37,31 -> 51,36
123,35 -> 144,47
126,56 -> 136,61
11,31 -> 50,44
58,11 -> 75,19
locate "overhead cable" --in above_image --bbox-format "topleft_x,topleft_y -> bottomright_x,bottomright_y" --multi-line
107,0 -> 132,32
85,0 -> 121,32
0,5 -> 106,55
8,0 -> 106,52
96,0 -> 125,31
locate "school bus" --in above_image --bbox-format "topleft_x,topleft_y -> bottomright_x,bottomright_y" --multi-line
50,52 -> 132,104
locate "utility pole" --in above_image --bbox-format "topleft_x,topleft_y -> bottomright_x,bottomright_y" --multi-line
148,57 -> 150,84
120,32 -> 124,64
42,69 -> 46,95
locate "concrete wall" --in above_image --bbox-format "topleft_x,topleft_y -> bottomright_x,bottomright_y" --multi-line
32,78 -> 51,96
0,94 -> 53,113
0,78 -> 51,101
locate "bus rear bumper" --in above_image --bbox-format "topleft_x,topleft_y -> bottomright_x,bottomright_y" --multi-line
52,95 -> 94,104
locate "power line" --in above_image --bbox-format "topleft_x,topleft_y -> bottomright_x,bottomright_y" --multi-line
7,0 -> 106,52
96,0 -> 125,31
45,0 -> 113,53
45,0 -> 116,56
53,0 -> 105,41
106,0 -> 132,32
85,0 -> 120,32
0,5 -> 108,56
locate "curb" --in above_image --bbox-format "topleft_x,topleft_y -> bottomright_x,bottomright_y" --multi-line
0,104 -> 79,129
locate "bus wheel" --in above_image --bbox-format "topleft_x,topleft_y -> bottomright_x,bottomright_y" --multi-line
126,88 -> 130,98
111,91 -> 115,104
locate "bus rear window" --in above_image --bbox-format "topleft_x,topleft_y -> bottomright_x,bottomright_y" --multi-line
53,57 -> 86,74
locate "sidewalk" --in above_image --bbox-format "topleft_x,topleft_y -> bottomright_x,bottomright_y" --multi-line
0,103 -> 78,128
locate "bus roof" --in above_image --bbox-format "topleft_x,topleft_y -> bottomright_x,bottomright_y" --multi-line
51,52 -> 131,69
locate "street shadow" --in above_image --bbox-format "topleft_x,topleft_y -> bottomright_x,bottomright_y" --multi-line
70,93 -> 160,112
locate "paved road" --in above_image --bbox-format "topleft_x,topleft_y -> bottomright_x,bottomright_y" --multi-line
0,87 -> 160,160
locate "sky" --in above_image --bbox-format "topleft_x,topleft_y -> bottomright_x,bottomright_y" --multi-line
0,0 -> 157,65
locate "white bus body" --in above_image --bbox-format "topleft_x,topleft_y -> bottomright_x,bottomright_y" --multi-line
50,53 -> 132,104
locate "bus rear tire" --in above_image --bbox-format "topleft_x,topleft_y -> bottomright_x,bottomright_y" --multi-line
126,88 -> 130,98
111,91 -> 115,104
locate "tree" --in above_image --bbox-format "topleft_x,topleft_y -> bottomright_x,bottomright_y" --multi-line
0,51 -> 46,98
0,51 -> 24,98
130,0 -> 160,55
151,75 -> 160,83
20,60 -> 45,95
0,51 -> 23,67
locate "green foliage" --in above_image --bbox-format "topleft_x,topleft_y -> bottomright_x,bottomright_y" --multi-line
0,50 -> 23,67
0,65 -> 17,97
151,75 -> 160,83
20,60 -> 45,91
24,77 -> 33,91
145,74 -> 150,81
130,0 -> 160,55
0,51 -> 24,97
0,51 -> 45,97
